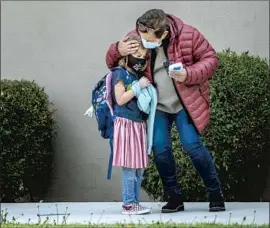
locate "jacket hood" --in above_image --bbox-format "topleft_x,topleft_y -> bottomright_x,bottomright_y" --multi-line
166,14 -> 184,40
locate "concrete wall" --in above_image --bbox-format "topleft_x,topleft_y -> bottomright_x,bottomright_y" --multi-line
1,1 -> 269,202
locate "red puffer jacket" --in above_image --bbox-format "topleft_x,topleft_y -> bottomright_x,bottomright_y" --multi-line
105,14 -> 219,134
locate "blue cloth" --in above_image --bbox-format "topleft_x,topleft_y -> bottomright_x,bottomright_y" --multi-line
132,82 -> 157,155
111,68 -> 147,122
152,109 -> 221,196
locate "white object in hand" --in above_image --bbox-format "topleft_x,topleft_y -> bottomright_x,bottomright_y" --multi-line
169,62 -> 183,72
84,106 -> 94,117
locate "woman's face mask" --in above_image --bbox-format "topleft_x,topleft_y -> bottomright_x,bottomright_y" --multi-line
141,37 -> 161,49
127,55 -> 146,73
139,30 -> 168,49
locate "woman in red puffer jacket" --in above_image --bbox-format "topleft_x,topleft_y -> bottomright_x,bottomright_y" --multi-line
105,9 -> 225,213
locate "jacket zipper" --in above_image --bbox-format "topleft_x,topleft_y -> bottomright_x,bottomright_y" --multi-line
171,80 -> 198,128
171,40 -> 198,131
150,42 -> 198,132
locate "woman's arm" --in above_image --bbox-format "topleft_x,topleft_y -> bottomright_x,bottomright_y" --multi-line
114,81 -> 135,106
105,29 -> 139,69
184,28 -> 219,85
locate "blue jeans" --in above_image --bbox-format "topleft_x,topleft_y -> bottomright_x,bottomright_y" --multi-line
122,168 -> 144,205
152,109 -> 221,196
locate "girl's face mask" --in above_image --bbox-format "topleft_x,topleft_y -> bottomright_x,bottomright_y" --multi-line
127,55 -> 146,73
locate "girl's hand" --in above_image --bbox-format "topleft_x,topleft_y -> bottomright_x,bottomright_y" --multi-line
139,77 -> 150,89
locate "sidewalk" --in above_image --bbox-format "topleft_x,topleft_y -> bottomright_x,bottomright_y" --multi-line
1,202 -> 269,225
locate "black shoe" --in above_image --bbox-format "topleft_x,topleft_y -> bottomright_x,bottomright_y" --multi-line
209,192 -> 226,212
161,194 -> 184,213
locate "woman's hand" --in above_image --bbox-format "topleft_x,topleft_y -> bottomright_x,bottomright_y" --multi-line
139,77 -> 150,89
118,36 -> 140,56
170,68 -> 188,82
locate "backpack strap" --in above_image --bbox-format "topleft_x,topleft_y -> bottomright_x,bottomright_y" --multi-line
105,71 -> 114,115
105,67 -> 127,115
107,133 -> 114,180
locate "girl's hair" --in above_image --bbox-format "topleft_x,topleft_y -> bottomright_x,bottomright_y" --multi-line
118,35 -> 148,72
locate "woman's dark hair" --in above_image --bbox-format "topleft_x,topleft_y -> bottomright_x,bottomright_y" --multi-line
137,9 -> 169,38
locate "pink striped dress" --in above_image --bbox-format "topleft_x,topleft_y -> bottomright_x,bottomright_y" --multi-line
112,117 -> 149,169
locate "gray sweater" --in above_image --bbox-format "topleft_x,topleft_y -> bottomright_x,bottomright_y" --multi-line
153,47 -> 182,114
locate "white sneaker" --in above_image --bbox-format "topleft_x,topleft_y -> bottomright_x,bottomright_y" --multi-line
122,203 -> 151,215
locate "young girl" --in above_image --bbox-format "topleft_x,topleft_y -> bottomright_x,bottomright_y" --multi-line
111,36 -> 151,215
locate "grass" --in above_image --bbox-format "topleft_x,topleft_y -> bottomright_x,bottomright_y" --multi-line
1,204 -> 268,228
1,224 -> 269,228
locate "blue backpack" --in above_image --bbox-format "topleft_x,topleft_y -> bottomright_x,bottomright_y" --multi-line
91,67 -> 127,180
91,67 -> 124,139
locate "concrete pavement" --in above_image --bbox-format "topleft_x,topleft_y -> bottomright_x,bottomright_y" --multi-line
1,202 -> 269,225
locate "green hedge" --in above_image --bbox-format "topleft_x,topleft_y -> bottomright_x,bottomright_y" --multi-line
0,79 -> 56,202
142,50 -> 270,202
